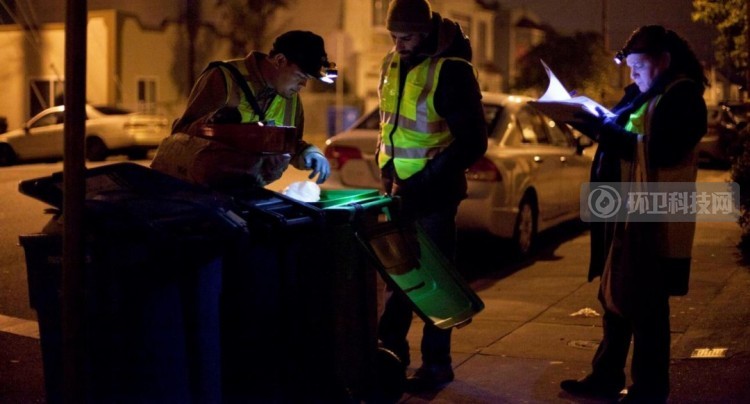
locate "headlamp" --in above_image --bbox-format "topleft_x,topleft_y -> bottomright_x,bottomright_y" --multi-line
320,62 -> 338,84
614,50 -> 626,65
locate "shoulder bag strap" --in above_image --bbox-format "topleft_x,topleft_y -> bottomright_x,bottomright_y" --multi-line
207,61 -> 266,122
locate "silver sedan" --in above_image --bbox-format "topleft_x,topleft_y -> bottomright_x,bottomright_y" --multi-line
0,104 -> 170,165
323,92 -> 595,256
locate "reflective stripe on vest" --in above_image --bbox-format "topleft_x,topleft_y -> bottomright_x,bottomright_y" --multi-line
220,59 -> 298,126
377,52 -> 467,179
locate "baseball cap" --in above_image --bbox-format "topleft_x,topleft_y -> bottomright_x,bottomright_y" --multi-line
271,30 -> 336,82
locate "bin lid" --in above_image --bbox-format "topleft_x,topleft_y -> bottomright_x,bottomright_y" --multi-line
311,189 -> 381,208
18,162 -> 225,209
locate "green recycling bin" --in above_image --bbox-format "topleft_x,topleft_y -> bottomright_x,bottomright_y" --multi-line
360,219 -> 485,329
315,189 -> 484,330
315,189 -> 484,329
307,189 -> 402,402
307,188 -> 484,401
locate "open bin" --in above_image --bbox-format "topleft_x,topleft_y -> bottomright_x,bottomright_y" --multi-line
295,188 -> 484,401
307,189 -> 404,402
360,220 -> 485,329
315,189 -> 484,330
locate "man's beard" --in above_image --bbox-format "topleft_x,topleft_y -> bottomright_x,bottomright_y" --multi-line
398,47 -> 423,64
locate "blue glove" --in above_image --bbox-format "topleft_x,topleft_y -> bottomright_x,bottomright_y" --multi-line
304,152 -> 330,184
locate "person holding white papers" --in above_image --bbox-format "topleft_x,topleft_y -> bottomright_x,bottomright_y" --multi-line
559,25 -> 708,403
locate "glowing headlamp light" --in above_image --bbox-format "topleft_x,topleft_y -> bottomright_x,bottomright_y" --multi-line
320,62 -> 338,84
614,50 -> 626,65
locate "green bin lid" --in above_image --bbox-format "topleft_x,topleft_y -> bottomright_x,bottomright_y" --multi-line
313,189 -> 381,208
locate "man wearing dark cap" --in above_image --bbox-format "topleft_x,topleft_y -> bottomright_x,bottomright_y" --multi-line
376,0 -> 487,392
170,30 -> 334,186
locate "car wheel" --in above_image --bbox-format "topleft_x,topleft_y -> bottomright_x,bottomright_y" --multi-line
512,194 -> 538,257
85,137 -> 109,161
0,144 -> 17,166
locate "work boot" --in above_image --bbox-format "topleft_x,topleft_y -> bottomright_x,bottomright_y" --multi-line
405,364 -> 454,392
560,374 -> 625,399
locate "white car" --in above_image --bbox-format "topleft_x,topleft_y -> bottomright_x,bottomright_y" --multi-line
323,92 -> 595,255
0,104 -> 170,165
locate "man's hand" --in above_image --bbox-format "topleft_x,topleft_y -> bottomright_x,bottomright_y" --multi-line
304,152 -> 330,184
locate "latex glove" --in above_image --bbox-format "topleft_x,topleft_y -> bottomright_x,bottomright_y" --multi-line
304,152 -> 330,184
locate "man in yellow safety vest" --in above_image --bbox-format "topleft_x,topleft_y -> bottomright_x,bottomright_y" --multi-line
376,0 -> 488,392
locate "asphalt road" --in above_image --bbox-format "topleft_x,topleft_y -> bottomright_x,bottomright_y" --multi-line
0,156 -> 320,321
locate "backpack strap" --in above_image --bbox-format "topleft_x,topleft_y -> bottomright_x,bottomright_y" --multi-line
207,61 -> 266,122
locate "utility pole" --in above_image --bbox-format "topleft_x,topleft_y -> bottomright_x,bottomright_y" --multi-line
63,0 -> 87,401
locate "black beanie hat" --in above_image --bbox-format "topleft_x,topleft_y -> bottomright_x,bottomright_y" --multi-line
386,0 -> 433,33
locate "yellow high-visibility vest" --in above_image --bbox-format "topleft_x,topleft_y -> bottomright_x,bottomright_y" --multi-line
218,59 -> 299,126
377,52 -> 470,179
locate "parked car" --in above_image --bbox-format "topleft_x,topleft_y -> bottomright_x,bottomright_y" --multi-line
698,103 -> 748,166
0,104 -> 170,166
323,92 -> 595,255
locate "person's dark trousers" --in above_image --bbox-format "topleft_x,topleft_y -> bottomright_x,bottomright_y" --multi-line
629,292 -> 671,400
593,291 -> 671,400
378,204 -> 458,368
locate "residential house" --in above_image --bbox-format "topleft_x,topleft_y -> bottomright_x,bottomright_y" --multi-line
0,1 -> 543,135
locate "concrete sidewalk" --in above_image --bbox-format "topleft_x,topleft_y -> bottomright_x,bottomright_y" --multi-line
398,219 -> 750,403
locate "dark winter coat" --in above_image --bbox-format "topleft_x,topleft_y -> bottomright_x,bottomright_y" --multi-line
588,72 -> 707,281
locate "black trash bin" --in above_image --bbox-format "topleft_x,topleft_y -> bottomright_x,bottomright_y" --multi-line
309,189 -> 405,403
221,187 -> 406,402
19,163 -> 244,403
219,186 -> 326,402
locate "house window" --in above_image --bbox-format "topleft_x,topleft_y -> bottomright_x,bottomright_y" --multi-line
29,79 -> 64,118
372,0 -> 389,28
137,77 -> 157,113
